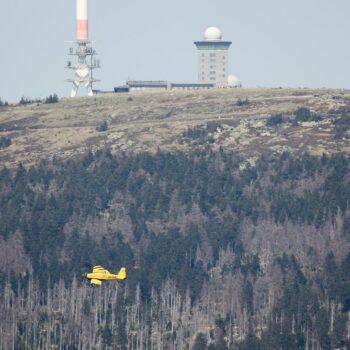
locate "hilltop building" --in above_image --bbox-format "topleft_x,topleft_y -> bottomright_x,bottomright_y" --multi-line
103,26 -> 241,94
194,27 -> 233,86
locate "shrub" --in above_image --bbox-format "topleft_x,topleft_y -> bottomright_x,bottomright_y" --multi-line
96,120 -> 108,132
236,98 -> 249,106
193,333 -> 207,350
334,114 -> 350,139
182,125 -> 218,145
183,126 -> 207,140
206,121 -> 222,133
266,114 -> 284,127
0,137 -> 11,149
295,107 -> 322,122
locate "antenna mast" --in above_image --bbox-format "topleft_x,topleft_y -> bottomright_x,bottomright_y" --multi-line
66,0 -> 100,97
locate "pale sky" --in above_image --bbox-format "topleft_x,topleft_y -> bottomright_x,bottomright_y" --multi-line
0,0 -> 349,102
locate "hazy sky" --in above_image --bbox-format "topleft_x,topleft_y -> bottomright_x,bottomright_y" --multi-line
0,0 -> 349,102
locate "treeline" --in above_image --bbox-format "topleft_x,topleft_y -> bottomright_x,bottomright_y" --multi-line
19,94 -> 59,105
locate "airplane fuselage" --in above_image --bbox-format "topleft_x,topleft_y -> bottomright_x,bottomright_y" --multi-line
86,272 -> 119,280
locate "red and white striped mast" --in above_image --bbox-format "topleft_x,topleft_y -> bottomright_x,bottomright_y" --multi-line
76,0 -> 89,41
67,0 -> 100,97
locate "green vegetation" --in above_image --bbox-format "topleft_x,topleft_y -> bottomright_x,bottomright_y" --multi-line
44,93 -> 59,104
334,114 -> 350,139
236,97 -> 249,106
0,150 -> 350,348
1,151 -> 349,287
18,94 -> 58,106
194,333 -> 208,350
266,113 -> 284,126
182,125 -> 209,140
96,120 -> 109,132
0,97 -> 8,107
294,107 -> 322,123
19,96 -> 41,105
182,122 -> 221,144
0,136 -> 11,149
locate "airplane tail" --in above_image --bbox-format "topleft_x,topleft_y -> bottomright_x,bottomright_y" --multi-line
116,267 -> 126,280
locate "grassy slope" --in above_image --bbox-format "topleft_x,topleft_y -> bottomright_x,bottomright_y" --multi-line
0,88 -> 349,167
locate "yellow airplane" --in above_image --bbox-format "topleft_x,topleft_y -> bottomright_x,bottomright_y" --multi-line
84,265 -> 126,285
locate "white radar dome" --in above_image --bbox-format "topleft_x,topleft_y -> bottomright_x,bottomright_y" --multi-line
204,27 -> 222,41
228,75 -> 242,88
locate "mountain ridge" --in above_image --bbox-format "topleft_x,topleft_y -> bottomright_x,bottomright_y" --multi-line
0,88 -> 349,167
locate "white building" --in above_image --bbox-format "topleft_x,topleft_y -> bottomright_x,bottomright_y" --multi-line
227,74 -> 242,88
194,27 -> 232,86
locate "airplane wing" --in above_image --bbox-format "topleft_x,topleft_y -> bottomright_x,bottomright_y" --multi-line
92,265 -> 109,274
90,279 -> 102,285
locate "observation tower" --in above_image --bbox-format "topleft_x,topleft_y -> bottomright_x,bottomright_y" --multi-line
194,27 -> 232,86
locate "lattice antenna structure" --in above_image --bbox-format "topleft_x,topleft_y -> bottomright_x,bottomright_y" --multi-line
66,0 -> 100,97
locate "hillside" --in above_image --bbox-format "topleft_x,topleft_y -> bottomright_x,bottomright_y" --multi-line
0,88 -> 350,349
0,88 -> 350,167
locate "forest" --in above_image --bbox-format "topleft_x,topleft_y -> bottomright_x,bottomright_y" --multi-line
0,149 -> 350,349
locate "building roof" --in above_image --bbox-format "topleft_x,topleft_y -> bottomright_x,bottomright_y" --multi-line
194,41 -> 232,48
